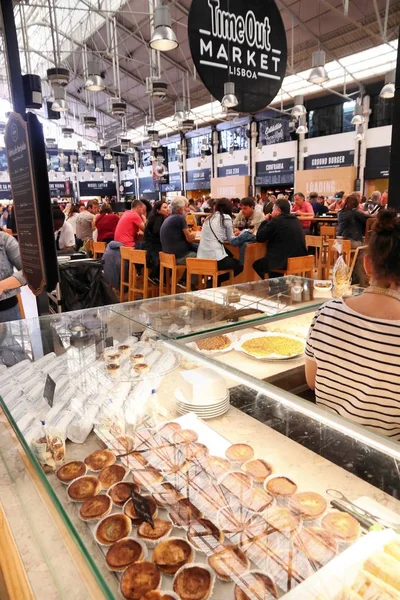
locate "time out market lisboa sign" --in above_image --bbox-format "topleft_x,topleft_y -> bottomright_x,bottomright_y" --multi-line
188,0 -> 287,114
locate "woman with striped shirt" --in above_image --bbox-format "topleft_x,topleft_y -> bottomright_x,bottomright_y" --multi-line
305,209 -> 400,441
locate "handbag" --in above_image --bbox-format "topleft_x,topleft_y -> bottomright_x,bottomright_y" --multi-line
208,216 -> 233,258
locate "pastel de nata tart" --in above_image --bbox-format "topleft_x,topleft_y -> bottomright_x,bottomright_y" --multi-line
184,443 -> 209,462
106,537 -> 145,571
290,492 -> 327,520
95,513 -> 132,546
112,435 -> 135,454
172,429 -> 198,444
294,527 -> 338,566
124,496 -> 158,526
132,467 -> 163,489
118,344 -> 131,356
139,593 -> 179,600
187,519 -> 224,553
79,494 -> 112,521
321,511 -> 361,543
240,488 -> 274,513
67,475 -> 101,501
265,476 -> 297,497
208,544 -> 249,581
98,464 -> 127,490
134,363 -> 150,375
105,363 -> 121,378
152,483 -> 184,507
138,519 -> 173,546
234,571 -> 278,600
109,481 -> 140,507
157,422 -> 181,438
242,459 -> 273,483
264,507 -> 301,536
84,449 -> 116,472
204,456 -> 231,480
153,538 -> 194,575
225,444 -> 254,464
169,498 -> 203,528
120,561 -> 161,600
220,472 -> 253,498
173,564 -> 215,600
56,461 -> 87,484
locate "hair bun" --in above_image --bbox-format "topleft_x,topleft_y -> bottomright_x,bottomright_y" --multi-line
374,209 -> 400,234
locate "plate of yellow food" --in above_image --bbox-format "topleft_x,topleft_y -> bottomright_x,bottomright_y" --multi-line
188,333 -> 237,356
236,332 -> 305,361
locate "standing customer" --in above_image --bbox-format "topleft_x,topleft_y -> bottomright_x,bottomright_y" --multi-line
0,231 -> 26,322
291,193 -> 314,234
53,209 -> 75,251
76,200 -> 99,246
337,194 -> 369,247
197,198 -> 243,283
143,200 -> 170,279
160,196 -> 197,264
305,209 -> 400,441
114,200 -> 146,247
94,203 -> 120,243
66,204 -> 80,236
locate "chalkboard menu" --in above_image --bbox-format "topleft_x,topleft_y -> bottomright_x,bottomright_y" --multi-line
5,112 -> 45,295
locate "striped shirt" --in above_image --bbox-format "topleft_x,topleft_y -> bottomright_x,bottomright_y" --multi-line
306,298 -> 400,441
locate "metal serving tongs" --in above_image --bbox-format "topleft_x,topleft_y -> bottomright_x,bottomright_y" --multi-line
326,489 -> 400,533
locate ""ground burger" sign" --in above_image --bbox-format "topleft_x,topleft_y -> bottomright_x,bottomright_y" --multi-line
188,0 -> 287,114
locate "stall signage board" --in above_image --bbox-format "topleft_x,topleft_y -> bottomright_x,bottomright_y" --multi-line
49,181 -> 73,198
0,182 -> 11,200
262,118 -> 290,145
161,172 -> 182,192
255,157 -> 294,185
218,163 -> 249,177
186,168 -> 211,191
365,146 -> 390,179
304,150 -> 354,170
5,112 -> 46,295
79,181 -> 117,196
188,0 -> 287,114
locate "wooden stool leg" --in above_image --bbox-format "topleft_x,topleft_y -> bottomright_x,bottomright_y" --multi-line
143,268 -> 149,299
213,274 -> 217,288
160,265 -> 164,296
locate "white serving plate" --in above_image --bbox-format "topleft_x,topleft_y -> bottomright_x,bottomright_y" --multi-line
175,387 -> 229,408
176,405 -> 230,419
176,401 -> 230,415
187,333 -> 237,357
235,332 -> 305,361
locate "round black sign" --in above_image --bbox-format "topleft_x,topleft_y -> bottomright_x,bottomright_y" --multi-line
188,0 -> 287,114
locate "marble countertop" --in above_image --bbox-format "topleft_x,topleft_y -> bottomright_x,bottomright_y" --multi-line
1,350 -> 399,600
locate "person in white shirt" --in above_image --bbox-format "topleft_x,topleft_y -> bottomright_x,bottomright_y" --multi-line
53,209 -> 75,251
197,198 -> 243,284
66,204 -> 80,235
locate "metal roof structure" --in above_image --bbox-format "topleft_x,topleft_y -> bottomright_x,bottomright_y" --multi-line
0,0 -> 398,145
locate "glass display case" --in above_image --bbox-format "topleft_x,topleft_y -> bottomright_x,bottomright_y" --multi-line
0,290 -> 399,600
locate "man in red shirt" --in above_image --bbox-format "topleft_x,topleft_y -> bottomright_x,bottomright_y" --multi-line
291,192 -> 314,233
114,200 -> 147,247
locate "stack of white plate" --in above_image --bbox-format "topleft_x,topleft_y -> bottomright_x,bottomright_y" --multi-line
175,388 -> 230,419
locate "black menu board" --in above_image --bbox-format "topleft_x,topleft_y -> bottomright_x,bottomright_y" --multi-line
5,112 -> 45,295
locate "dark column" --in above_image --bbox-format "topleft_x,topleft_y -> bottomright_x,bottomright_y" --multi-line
0,0 -> 58,315
0,0 -> 25,116
388,26 -> 400,211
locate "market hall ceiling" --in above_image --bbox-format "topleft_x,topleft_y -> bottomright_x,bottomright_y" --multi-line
1,0 -> 399,139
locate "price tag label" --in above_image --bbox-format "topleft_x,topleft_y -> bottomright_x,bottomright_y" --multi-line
105,336 -> 114,348
44,374 -> 56,407
131,491 -> 154,529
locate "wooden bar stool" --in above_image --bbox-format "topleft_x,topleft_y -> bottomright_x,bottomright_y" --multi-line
120,247 -> 134,302
93,241 -> 106,259
185,258 -> 234,291
320,225 -> 337,241
275,255 -> 315,278
128,249 -> 158,300
159,252 -> 187,296
305,235 -> 324,279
